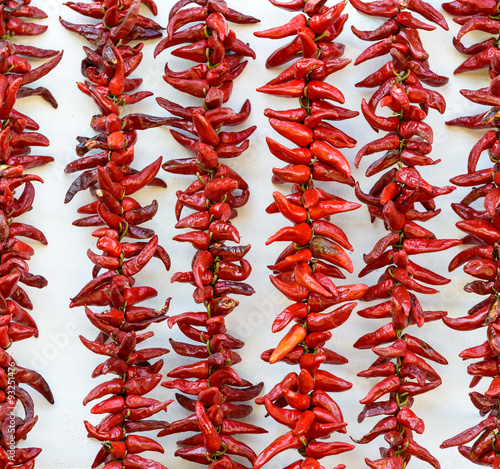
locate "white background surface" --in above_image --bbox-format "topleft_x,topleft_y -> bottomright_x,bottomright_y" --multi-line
9,1 -> 498,468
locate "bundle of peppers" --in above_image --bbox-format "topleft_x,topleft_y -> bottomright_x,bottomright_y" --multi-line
351,1 -> 460,468
0,1 -> 63,467
252,1 -> 368,468
61,1 -> 174,468
156,1 -> 268,468
439,1 -> 500,467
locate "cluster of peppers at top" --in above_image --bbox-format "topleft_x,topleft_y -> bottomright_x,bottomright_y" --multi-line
0,1 -> 63,467
156,1 -> 268,468
439,1 -> 500,467
252,1 -> 368,468
61,1 -> 174,468
351,1 -> 461,468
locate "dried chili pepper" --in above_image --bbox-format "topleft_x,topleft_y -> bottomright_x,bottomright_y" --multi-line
62,1 -> 170,467
156,1 -> 265,467
253,1 -> 365,468
351,0 -> 454,467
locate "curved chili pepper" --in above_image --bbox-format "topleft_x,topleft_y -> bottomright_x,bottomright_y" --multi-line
253,431 -> 304,469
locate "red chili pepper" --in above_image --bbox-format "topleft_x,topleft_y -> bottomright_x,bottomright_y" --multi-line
305,302 -> 356,333
269,118 -> 314,147
402,238 -> 462,255
272,303 -> 309,333
310,140 -> 351,176
359,376 -> 401,405
273,164 -> 312,185
195,400 -> 223,453
295,262 -> 334,297
273,191 -> 308,223
253,432 -> 305,469
254,14 -> 307,39
309,237 -> 354,273
350,0 -> 398,17
258,79 -> 306,98
365,457 -> 404,469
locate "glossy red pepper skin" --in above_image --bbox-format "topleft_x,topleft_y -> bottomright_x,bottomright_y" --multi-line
62,1 -> 172,468
254,2 -> 365,469
351,1 -> 455,468
156,1 -> 266,467
441,3 -> 500,466
0,3 -> 62,465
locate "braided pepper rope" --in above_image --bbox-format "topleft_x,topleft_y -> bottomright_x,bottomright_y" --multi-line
61,1 -> 173,467
440,1 -> 500,467
156,1 -> 267,468
0,1 -> 63,467
252,1 -> 367,468
351,1 -> 459,468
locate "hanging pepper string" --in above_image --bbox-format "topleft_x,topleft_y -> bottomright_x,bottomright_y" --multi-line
61,1 -> 173,467
252,1 -> 367,468
156,1 -> 267,468
0,1 -> 62,467
440,1 -> 500,467
351,1 -> 457,468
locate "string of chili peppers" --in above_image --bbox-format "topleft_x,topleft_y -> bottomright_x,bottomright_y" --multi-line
0,1 -> 62,467
439,1 -> 500,467
351,1 -> 460,468
61,1 -> 174,468
251,1 -> 369,468
155,2 -> 268,468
